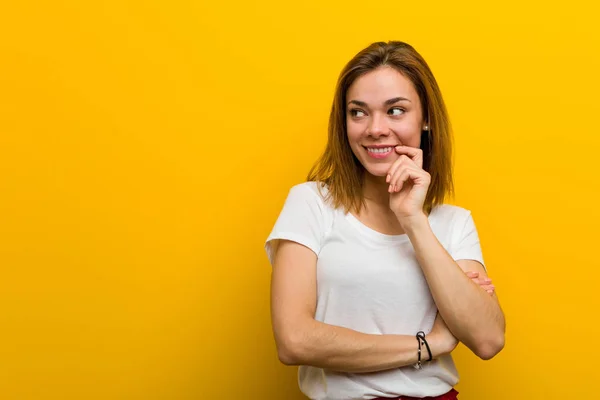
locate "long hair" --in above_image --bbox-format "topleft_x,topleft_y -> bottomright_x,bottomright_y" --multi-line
307,41 -> 454,215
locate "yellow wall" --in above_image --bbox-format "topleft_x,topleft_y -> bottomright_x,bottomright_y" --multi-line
1,1 -> 598,399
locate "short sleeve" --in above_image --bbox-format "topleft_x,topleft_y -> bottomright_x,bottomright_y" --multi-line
265,183 -> 327,266
450,211 -> 486,270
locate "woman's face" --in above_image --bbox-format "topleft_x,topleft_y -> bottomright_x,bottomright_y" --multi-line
346,66 -> 426,179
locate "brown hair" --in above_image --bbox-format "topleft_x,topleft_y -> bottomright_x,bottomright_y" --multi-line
307,41 -> 454,215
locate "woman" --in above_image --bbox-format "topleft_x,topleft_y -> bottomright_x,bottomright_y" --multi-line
265,41 -> 505,400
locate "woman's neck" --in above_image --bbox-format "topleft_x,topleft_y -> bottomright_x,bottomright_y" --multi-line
362,173 -> 392,210
354,173 -> 405,235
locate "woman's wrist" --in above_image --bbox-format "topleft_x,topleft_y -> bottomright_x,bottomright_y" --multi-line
396,212 -> 429,233
426,331 -> 455,358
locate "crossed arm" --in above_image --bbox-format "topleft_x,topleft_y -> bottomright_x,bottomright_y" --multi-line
270,234 -> 505,373
404,215 -> 505,360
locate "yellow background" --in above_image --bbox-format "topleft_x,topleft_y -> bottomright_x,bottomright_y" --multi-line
1,1 -> 599,399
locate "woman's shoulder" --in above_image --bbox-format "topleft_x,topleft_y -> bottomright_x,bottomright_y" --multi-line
430,203 -> 474,224
287,181 -> 330,203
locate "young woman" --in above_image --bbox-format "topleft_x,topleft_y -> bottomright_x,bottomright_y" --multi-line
265,41 -> 505,400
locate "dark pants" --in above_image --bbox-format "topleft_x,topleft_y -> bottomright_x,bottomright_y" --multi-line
372,388 -> 458,400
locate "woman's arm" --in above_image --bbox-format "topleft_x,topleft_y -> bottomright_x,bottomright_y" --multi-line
385,146 -> 505,360
402,215 -> 506,360
270,239 -> 457,373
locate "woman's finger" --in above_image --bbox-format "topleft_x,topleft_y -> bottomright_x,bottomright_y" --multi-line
395,146 -> 424,169
390,166 -> 418,192
386,155 -> 409,183
471,277 -> 493,286
391,164 -> 430,192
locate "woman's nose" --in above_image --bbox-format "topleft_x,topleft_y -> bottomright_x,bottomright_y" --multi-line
367,114 -> 389,138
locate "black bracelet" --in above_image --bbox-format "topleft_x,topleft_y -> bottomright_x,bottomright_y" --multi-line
416,331 -> 432,362
414,333 -> 423,369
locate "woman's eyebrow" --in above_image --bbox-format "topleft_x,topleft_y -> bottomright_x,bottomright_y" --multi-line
384,96 -> 411,105
347,97 -> 412,107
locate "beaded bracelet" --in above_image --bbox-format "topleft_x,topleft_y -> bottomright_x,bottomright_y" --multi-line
413,331 -> 432,369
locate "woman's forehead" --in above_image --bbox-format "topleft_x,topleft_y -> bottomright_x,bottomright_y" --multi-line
347,67 -> 419,104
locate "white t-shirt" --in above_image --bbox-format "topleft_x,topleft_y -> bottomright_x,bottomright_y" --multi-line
265,182 -> 486,400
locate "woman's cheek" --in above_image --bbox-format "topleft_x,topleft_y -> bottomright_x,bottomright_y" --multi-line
392,124 -> 421,146
346,123 -> 363,142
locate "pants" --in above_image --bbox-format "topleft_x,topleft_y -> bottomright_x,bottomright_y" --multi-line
372,388 -> 459,400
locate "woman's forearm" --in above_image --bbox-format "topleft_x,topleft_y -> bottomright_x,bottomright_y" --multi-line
277,319 -> 451,373
403,215 -> 505,359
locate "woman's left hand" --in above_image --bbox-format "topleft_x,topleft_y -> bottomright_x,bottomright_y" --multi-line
387,145 -> 431,223
466,271 -> 496,295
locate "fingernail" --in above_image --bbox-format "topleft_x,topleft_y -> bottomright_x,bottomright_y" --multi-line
386,174 -> 390,183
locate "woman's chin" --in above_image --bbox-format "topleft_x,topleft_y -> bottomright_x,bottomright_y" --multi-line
364,165 -> 391,179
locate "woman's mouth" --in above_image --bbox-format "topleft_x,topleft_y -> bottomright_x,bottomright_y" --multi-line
365,146 -> 394,159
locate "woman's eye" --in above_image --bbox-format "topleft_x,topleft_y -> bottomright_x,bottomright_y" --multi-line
350,109 -> 366,117
389,108 -> 405,116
